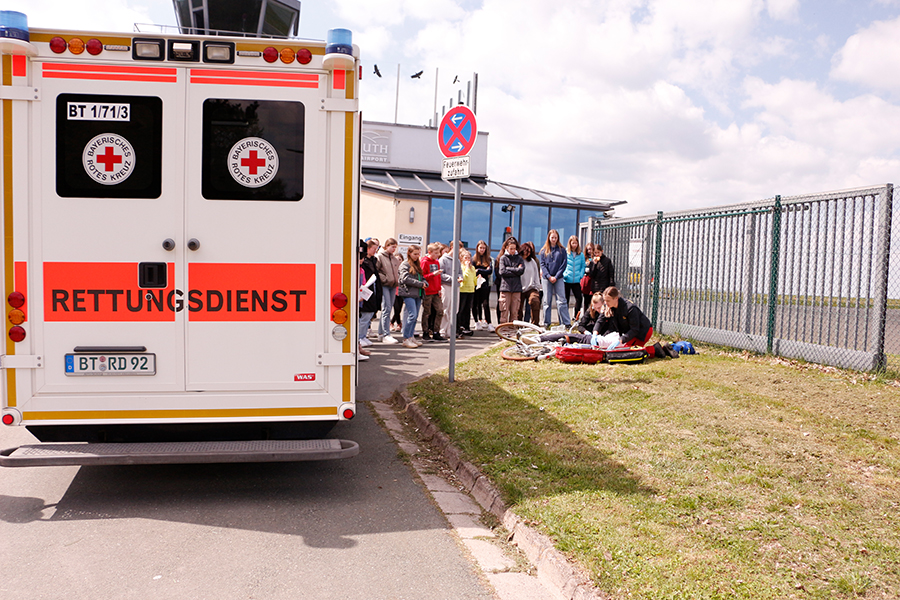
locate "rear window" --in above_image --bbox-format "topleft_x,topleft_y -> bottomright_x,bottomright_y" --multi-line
201,98 -> 305,201
56,94 -> 162,199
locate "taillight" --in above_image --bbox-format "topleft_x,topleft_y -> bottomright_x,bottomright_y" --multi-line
296,48 -> 312,65
49,36 -> 67,53
8,291 -> 24,308
1,413 -> 14,426
263,47 -> 278,63
86,38 -> 103,55
279,48 -> 295,63
331,291 -> 348,324
342,408 -> 355,420
8,291 -> 26,342
68,37 -> 85,54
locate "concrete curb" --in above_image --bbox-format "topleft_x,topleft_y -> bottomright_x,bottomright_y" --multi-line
394,387 -> 610,600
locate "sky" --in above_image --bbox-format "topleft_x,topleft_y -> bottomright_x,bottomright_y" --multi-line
9,0 -> 900,217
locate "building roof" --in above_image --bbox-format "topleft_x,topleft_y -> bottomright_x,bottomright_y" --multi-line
361,168 -> 626,213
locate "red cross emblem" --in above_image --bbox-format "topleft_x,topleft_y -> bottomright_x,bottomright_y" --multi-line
241,150 -> 267,175
96,146 -> 123,172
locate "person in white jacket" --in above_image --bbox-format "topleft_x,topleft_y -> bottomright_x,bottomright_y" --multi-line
439,241 -> 459,338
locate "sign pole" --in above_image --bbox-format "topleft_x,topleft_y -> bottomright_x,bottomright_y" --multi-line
449,178 -> 462,381
436,105 -> 477,383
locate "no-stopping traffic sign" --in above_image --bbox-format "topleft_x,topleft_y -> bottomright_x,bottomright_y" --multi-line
437,106 -> 477,158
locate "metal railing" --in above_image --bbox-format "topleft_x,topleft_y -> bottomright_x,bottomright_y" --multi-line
592,184 -> 896,373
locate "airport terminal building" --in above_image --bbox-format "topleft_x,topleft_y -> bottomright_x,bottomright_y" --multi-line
360,121 -> 625,255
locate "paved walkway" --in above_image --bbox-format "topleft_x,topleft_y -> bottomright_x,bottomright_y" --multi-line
357,327 -> 604,600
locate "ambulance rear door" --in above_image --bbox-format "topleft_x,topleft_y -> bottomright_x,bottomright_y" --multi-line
183,66 -> 332,393
33,60 -> 186,398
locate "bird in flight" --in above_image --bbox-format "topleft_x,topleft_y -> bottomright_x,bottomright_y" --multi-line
411,70 -> 423,79
374,64 -> 382,77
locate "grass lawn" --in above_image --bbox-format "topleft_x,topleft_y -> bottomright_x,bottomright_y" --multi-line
407,344 -> 900,599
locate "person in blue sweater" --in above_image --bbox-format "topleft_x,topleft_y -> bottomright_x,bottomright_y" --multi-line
539,229 -> 571,327
563,235 -> 586,319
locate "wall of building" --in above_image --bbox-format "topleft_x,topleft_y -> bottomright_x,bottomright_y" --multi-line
362,121 -> 488,176
359,189 -> 429,255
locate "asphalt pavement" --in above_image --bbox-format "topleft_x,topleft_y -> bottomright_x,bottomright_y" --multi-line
0,328 -> 509,600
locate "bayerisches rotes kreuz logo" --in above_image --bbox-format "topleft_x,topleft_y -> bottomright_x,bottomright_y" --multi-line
82,133 -> 136,185
228,137 -> 279,188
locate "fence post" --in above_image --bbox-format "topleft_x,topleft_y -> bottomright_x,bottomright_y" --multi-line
741,213 -> 756,332
766,195 -> 782,354
872,184 -> 893,371
651,211 -> 663,328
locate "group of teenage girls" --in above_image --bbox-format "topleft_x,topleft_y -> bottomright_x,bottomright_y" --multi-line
494,230 -> 616,327
362,230 -> 668,357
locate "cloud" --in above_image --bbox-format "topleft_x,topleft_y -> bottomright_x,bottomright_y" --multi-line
333,0 -> 464,29
7,0 -> 154,32
765,0 -> 799,21
831,15 -> 900,93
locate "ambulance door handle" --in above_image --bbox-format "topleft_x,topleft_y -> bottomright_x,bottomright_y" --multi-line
162,238 -> 175,251
187,238 -> 201,251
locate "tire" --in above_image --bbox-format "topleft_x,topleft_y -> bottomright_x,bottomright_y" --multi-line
500,345 -> 538,361
494,321 -> 544,342
494,322 -> 521,342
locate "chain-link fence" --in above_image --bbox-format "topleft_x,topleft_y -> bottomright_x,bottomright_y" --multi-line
591,184 -> 896,374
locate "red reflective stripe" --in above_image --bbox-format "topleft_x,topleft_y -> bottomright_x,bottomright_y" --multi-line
12,55 -> 25,77
189,76 -> 318,88
190,68 -> 318,82
42,63 -> 177,75
332,70 -> 345,90
43,72 -> 177,83
42,63 -> 177,83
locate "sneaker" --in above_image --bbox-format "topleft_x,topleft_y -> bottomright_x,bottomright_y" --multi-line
390,324 -> 401,332
487,323 -> 495,333
402,338 -> 419,349
358,346 -> 371,356
414,338 -> 424,346
432,333 -> 447,342
662,342 -> 680,358
381,335 -> 398,344
375,334 -> 384,342
358,353 -> 369,361
652,342 -> 664,358
462,329 -> 474,336
359,338 -> 373,347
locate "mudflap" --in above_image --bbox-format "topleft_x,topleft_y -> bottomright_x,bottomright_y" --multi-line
0,438 -> 359,467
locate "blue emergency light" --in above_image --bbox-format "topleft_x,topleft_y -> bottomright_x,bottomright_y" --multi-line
325,28 -> 352,56
323,28 -> 354,71
0,11 -> 28,42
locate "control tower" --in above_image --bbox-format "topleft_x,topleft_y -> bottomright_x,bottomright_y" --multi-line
172,0 -> 301,38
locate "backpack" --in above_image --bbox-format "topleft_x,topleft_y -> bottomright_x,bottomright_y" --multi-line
579,274 -> 591,295
555,345 -> 605,364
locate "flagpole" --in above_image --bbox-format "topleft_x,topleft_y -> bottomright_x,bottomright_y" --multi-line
394,64 -> 400,124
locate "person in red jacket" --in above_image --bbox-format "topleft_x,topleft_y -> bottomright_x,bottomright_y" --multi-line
419,242 -> 446,341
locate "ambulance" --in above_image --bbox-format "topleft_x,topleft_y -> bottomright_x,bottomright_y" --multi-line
0,10 -> 361,465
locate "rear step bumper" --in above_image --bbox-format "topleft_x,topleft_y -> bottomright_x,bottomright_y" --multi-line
0,438 -> 359,467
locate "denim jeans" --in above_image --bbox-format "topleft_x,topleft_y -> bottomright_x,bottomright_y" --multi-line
402,296 -> 422,340
379,286 -> 397,335
542,277 -> 570,326
358,310 -> 375,341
